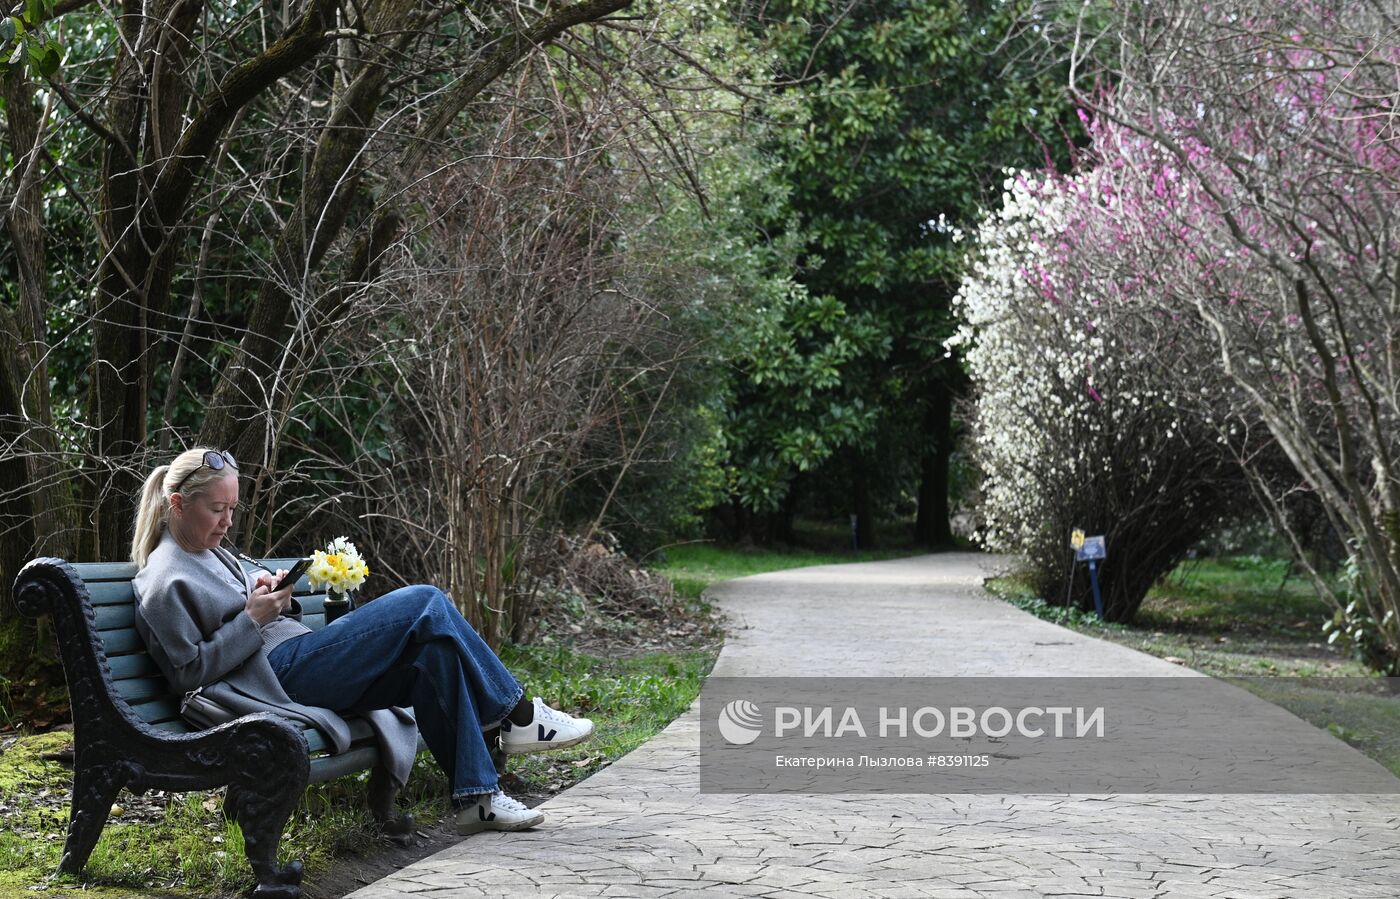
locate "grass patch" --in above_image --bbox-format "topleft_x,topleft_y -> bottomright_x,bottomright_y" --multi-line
1002,594 -> 1129,632
651,541 -> 921,600
498,642 -> 715,791
987,557 -> 1363,677
988,556 -> 1400,777
0,730 -> 448,899
1231,677 -> 1400,776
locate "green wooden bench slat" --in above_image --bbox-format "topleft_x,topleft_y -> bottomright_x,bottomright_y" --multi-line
150,718 -> 191,733
98,599 -> 326,628
309,746 -> 381,784
344,717 -> 375,743
95,604 -> 134,630
86,581 -> 136,606
116,676 -> 169,703
73,560 -> 310,588
148,718 -> 366,763
108,653 -> 159,680
298,594 -> 327,614
70,562 -> 139,581
147,710 -> 378,761
102,629 -> 143,655
301,718 -> 377,754
92,586 -> 323,619
302,728 -> 331,754
130,695 -> 181,725
137,706 -> 380,758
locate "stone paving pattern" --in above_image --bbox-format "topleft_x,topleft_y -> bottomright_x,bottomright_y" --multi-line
350,554 -> 1400,898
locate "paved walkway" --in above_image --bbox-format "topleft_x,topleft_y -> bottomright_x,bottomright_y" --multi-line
350,553 -> 1400,898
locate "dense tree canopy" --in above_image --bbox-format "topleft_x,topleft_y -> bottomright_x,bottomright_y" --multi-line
714,0 -> 1080,545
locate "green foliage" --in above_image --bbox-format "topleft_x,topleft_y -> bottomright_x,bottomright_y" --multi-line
724,284 -> 888,513
707,0 -> 1083,526
1324,554 -> 1400,676
559,7 -> 833,543
1005,593 -> 1121,630
0,0 -> 62,80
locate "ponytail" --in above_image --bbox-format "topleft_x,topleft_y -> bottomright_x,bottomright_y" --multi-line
131,465 -> 171,569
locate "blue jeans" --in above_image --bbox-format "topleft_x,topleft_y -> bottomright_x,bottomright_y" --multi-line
267,584 -> 523,798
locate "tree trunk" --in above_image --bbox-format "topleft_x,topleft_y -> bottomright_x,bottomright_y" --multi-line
852,449 -> 876,550
770,474 -> 800,545
87,0 -> 164,559
1,67 -> 79,567
0,357 -> 36,617
914,383 -> 956,547
87,0 -> 341,556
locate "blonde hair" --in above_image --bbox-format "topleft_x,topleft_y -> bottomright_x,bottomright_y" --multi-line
131,447 -> 235,568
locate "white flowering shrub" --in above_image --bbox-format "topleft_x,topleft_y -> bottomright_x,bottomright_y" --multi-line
952,0 -> 1400,670
950,170 -> 1247,620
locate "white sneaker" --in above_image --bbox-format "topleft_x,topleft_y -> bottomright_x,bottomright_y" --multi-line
455,790 -> 544,834
499,696 -> 595,755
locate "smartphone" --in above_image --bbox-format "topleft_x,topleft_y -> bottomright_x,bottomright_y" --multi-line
273,558 -> 313,592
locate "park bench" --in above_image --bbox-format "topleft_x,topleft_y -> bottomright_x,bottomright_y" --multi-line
12,556 -> 423,899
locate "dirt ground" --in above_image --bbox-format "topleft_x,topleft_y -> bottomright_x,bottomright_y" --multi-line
300,818 -> 467,899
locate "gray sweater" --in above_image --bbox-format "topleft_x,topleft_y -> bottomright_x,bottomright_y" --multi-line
133,530 -> 416,787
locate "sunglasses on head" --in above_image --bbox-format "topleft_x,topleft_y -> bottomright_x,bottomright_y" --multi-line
170,450 -> 239,494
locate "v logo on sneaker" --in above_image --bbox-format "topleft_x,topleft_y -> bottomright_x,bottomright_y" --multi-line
538,725 -> 557,742
479,805 -> 495,822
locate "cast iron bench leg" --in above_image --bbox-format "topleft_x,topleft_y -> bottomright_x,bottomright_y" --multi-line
58,759 -> 128,876
223,719 -> 311,898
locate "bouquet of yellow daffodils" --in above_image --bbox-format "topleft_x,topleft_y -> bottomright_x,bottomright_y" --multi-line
307,536 -> 370,596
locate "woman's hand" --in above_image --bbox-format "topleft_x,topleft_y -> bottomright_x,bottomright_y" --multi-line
247,572 -> 293,626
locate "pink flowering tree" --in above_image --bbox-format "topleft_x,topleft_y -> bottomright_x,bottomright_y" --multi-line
959,0 -> 1400,667
1084,0 -> 1400,670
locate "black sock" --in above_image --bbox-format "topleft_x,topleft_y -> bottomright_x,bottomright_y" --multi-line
507,696 -> 534,726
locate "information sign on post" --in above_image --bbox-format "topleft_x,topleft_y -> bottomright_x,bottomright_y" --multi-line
1069,530 -> 1108,620
1075,536 -> 1106,562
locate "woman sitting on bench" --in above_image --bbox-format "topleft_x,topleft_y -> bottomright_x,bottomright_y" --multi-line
130,447 -> 593,835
